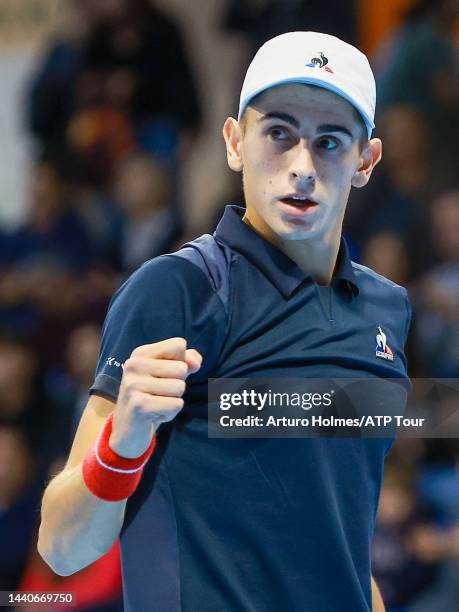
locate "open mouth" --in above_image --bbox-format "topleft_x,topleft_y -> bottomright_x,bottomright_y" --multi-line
278,196 -> 319,215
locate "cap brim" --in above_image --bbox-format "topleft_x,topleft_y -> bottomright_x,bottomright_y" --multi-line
239,77 -> 375,138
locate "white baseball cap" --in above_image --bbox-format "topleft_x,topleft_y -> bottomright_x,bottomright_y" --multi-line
238,31 -> 376,138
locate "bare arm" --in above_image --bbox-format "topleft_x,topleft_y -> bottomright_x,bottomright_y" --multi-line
38,394 -> 127,575
38,338 -> 202,576
371,575 -> 386,612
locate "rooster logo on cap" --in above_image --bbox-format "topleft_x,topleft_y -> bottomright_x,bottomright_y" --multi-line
306,52 -> 334,73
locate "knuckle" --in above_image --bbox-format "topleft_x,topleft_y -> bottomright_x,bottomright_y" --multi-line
165,379 -> 185,396
176,362 -> 188,379
175,379 -> 186,395
171,337 -> 187,350
173,397 -> 185,411
130,345 -> 143,357
123,358 -> 136,373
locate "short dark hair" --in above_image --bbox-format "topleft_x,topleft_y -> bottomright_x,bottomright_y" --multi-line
351,107 -> 370,151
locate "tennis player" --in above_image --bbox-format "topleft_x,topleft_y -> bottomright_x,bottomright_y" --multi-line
38,32 -> 410,612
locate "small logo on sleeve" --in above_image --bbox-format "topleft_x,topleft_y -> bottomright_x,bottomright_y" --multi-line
306,52 -> 334,73
375,326 -> 394,362
106,357 -> 124,370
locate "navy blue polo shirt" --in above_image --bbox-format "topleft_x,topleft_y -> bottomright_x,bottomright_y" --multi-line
89,204 -> 411,612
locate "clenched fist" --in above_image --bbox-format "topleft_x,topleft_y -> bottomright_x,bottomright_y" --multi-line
109,338 -> 202,458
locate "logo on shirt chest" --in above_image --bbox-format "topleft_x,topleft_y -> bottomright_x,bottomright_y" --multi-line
375,326 -> 394,362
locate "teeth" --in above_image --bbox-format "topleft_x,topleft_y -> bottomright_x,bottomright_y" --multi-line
291,195 -> 308,200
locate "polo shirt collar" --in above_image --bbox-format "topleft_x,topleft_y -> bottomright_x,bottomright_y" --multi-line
214,204 -> 359,298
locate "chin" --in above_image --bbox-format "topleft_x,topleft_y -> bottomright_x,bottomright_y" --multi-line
277,218 -> 326,241
285,228 -> 323,241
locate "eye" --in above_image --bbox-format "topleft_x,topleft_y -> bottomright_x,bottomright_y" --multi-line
267,126 -> 292,142
316,136 -> 340,151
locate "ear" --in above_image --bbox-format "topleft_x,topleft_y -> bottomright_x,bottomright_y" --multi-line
222,117 -> 243,172
351,138 -> 382,188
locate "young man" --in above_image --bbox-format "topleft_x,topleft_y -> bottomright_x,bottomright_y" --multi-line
38,32 -> 410,611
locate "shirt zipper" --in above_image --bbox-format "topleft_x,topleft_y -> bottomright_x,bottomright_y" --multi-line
329,286 -> 335,324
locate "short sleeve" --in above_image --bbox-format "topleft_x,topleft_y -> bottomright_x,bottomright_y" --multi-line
89,254 -> 228,401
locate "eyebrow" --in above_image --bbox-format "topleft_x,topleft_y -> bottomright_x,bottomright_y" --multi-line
258,112 -> 300,128
258,112 -> 354,139
317,124 -> 353,139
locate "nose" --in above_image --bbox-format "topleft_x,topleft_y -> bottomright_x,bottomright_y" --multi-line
289,142 -> 317,188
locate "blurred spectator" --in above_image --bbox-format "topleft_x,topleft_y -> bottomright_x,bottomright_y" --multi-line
67,174 -> 124,271
27,1 -> 88,152
345,105 -> 433,279
412,189 -> 459,377
0,156 -> 101,369
418,457 -> 459,527
66,103 -> 136,187
0,331 -> 71,473
0,157 -> 92,329
48,323 -> 102,441
223,0 -> 357,52
361,231 -> 409,286
374,0 -> 459,180
372,465 -> 441,609
111,152 -> 180,272
406,431 -> 459,611
82,0 -> 201,137
66,324 -> 101,431
28,0 -> 202,177
0,425 -> 43,591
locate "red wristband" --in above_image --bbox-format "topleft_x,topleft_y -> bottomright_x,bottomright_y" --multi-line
82,413 -> 157,501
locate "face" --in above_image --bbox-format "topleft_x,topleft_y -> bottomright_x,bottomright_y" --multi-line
223,83 -> 381,245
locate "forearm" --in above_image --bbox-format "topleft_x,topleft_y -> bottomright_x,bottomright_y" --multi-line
38,464 -> 127,576
371,575 -> 386,612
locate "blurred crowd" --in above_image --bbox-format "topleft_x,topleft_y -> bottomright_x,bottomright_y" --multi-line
0,1 -> 458,610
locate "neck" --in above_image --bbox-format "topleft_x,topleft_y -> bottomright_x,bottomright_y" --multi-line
277,232 -> 341,285
242,214 -> 341,285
